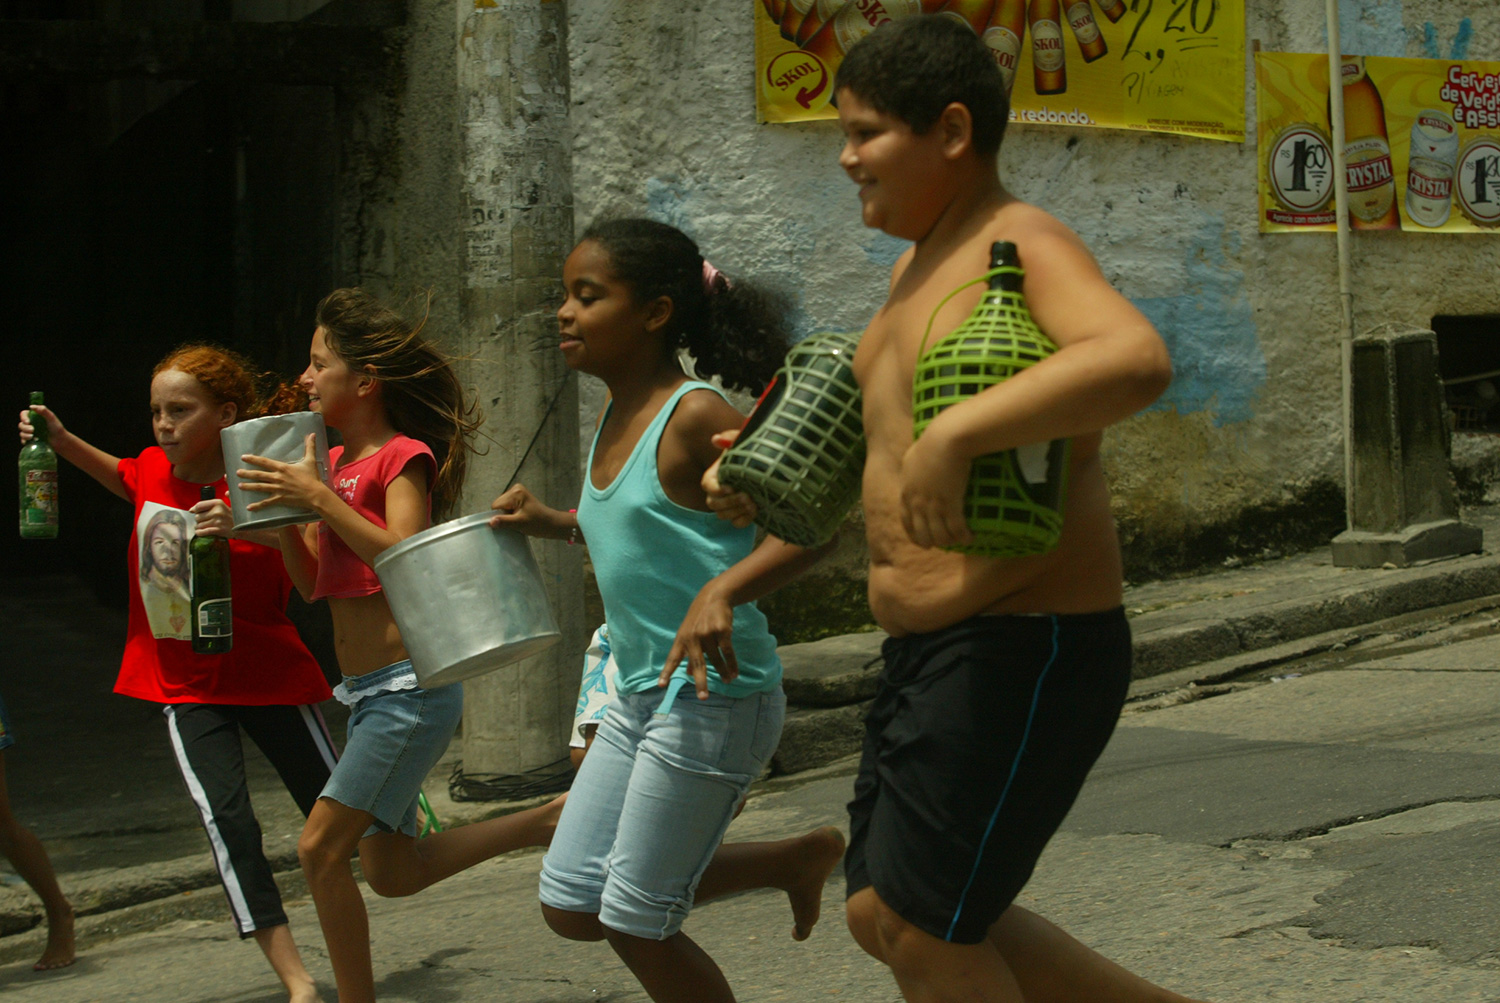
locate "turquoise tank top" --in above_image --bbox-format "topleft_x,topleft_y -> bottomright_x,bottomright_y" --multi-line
577,381 -> 782,701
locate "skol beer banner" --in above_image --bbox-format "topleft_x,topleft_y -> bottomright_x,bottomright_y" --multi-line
1258,50 -> 1500,233
755,0 -> 1246,144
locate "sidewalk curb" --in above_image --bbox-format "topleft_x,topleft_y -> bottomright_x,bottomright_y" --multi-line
1130,561 -> 1500,677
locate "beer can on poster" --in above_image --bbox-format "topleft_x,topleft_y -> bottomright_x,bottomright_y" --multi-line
1405,109 -> 1459,228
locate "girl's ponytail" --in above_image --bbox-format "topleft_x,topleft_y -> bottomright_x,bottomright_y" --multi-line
581,218 -> 791,397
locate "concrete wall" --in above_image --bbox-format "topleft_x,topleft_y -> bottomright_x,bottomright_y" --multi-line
560,1 -> 1500,632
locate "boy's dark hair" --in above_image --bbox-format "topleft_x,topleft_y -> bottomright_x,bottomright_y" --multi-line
834,16 -> 1009,158
582,217 -> 791,397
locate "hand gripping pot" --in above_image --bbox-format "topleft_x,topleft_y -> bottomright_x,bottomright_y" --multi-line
372,513 -> 561,688
912,242 -> 1070,558
716,330 -> 865,547
220,412 -> 333,531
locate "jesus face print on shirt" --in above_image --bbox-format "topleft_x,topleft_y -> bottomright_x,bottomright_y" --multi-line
137,501 -> 196,640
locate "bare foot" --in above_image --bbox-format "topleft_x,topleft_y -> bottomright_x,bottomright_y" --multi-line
32,905 -> 75,971
785,826 -> 846,941
287,982 -> 324,1003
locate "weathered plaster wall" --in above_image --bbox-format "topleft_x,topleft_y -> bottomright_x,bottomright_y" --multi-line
562,2 -> 1500,628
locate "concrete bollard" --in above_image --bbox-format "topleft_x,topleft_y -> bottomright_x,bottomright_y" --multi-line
1331,326 -> 1483,567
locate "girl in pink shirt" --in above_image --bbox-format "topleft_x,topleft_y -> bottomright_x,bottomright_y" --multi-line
238,289 -> 560,1003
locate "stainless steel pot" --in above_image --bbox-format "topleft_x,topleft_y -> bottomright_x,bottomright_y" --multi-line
373,512 -> 561,688
220,413 -> 332,531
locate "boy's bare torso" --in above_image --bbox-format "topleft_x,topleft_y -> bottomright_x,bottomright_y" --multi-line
855,199 -> 1125,637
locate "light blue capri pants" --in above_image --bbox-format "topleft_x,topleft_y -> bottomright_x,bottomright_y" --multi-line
540,684 -> 785,940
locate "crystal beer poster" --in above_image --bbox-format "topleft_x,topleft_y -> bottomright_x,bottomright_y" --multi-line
1257,50 -> 1500,234
755,0 -> 1246,143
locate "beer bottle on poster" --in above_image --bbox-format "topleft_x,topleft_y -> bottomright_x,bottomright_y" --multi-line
799,1 -> 938,68
1065,1 -> 1107,62
1405,109 -> 1459,228
795,0 -> 845,46
779,0 -> 814,41
1096,0 -> 1126,23
1029,0 -> 1067,95
1339,56 -> 1399,230
763,0 -> 785,25
983,0 -> 1028,95
190,485 -> 233,654
937,0 -> 997,34
18,391 -> 58,539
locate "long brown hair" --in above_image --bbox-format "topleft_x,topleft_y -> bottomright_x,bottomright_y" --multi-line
314,288 -> 479,520
152,343 -> 305,420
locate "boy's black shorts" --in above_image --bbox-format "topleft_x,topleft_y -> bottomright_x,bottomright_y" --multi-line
845,608 -> 1132,945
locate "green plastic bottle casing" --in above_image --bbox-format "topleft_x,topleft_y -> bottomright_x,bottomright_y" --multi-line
911,242 -> 1070,558
19,390 -> 58,539
191,485 -> 233,654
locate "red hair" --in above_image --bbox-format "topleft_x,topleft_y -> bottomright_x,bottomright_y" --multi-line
152,344 -> 305,420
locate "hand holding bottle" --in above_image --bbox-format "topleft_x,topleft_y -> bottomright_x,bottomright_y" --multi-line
17,403 -> 65,446
702,429 -> 759,528
899,422 -> 975,550
190,496 -> 235,538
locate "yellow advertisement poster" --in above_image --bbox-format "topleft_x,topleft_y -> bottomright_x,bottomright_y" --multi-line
755,0 -> 1245,143
1258,51 -> 1500,233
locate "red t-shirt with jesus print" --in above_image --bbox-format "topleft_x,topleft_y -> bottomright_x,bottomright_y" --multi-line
311,434 -> 436,600
115,446 -> 332,706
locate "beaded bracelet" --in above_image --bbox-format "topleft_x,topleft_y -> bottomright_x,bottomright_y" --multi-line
567,509 -> 581,546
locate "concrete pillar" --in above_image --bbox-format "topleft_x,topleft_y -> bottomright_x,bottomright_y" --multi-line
1331,327 -> 1483,567
454,0 -> 583,772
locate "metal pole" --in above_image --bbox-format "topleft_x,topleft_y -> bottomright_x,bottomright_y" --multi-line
1326,0 -> 1355,530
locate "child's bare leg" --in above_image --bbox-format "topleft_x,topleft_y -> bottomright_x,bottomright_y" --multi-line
251,923 -> 324,1003
603,927 -> 736,1003
0,751 -> 74,971
693,826 -> 846,940
988,905 -> 1214,1003
358,797 -> 566,898
298,798 -> 378,1003
847,886 -> 1021,1003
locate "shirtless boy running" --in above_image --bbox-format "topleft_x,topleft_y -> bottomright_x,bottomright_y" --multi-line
710,17 -> 1211,1003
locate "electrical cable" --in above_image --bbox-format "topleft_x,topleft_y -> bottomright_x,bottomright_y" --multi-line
447,757 -> 575,803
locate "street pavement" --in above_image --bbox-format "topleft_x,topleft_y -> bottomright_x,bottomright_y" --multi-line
3,520 -> 1500,999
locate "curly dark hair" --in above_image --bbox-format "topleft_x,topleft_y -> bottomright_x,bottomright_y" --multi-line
834,15 -> 1010,158
580,218 -> 791,397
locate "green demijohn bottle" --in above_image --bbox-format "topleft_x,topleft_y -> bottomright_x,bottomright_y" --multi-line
190,485 -> 233,654
716,330 -> 866,547
912,241 -> 1070,558
18,391 -> 59,539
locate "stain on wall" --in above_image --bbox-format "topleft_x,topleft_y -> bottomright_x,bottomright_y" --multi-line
1334,0 -> 1408,57
1135,217 -> 1264,426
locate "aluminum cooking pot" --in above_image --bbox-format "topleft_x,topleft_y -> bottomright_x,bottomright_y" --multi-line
221,412 -> 333,532
373,512 -> 561,688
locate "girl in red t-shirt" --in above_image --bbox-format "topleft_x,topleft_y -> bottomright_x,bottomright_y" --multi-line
18,345 -> 337,1003
237,289 -> 562,1003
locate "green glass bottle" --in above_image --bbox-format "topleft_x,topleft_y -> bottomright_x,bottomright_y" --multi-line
190,485 -> 233,654
912,242 -> 1071,558
18,391 -> 59,539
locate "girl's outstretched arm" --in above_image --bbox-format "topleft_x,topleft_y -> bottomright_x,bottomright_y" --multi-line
661,533 -> 837,700
17,405 -> 127,500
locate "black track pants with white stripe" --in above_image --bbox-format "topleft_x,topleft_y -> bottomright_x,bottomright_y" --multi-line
164,702 -> 339,936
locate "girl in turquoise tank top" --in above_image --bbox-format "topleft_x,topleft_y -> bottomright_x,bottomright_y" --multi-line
492,219 -> 844,1002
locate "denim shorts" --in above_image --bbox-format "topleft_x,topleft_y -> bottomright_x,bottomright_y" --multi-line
320,661 -> 463,838
539,684 -> 785,940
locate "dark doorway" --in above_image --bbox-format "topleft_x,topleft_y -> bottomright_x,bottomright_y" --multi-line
1433,315 -> 1500,436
